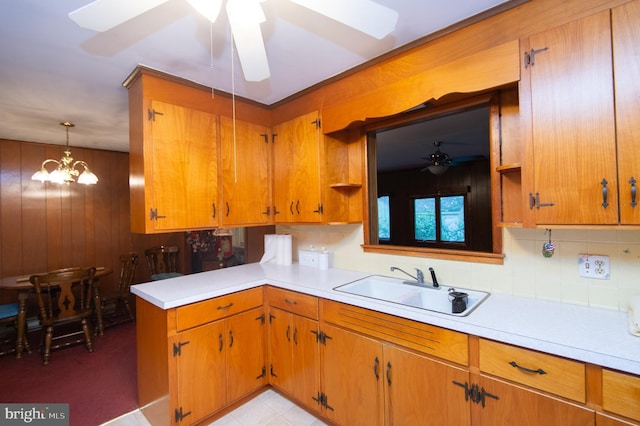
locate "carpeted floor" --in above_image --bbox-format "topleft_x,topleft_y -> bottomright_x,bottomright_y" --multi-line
0,322 -> 138,426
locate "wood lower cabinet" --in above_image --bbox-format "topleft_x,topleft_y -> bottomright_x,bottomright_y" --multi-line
320,324 -> 385,425
136,288 -> 266,426
384,345 -> 471,425
601,369 -> 640,424
172,308 -> 267,423
266,287 -> 320,413
268,307 -> 320,411
474,375 -> 594,425
138,287 -> 639,426
320,301 -> 471,425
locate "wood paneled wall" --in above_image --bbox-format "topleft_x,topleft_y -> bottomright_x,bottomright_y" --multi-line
0,138 -> 184,304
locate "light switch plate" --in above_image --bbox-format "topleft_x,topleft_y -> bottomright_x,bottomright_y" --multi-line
578,254 -> 610,280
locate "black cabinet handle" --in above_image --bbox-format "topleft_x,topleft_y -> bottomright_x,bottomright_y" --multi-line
601,178 -> 609,208
386,361 -> 392,386
229,330 -> 234,348
286,324 -> 291,342
509,361 -> 546,375
373,357 -> 380,381
218,333 -> 223,352
217,303 -> 234,310
630,177 -> 637,208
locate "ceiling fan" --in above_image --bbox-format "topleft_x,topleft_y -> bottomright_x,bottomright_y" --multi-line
421,141 -> 485,175
68,0 -> 399,82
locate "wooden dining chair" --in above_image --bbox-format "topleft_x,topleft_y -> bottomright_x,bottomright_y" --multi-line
0,303 -> 31,357
145,246 -> 183,280
98,253 -> 139,332
30,267 -> 96,365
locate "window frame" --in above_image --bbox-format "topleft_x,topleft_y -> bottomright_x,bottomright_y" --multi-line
362,92 -> 504,265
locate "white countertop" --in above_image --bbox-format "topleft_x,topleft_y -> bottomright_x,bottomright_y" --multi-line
131,263 -> 640,375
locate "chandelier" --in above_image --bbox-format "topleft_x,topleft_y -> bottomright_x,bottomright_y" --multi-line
32,122 -> 98,185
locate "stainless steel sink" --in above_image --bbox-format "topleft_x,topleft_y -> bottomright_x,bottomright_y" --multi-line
334,275 -> 489,316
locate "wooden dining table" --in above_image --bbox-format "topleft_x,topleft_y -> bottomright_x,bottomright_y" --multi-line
0,266 -> 113,358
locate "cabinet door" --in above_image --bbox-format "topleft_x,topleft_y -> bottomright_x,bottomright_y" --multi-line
321,324 -> 384,426
173,321 -> 226,424
268,307 -> 295,395
527,11 -> 617,224
267,307 -> 320,410
384,345 -> 471,425
149,100 -> 218,230
226,307 -> 267,403
290,313 -> 320,410
613,0 -> 640,225
474,375 -> 594,426
272,111 -> 322,223
220,117 -> 272,226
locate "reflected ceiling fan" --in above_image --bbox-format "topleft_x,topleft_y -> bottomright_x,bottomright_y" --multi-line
68,0 -> 399,82
421,141 -> 484,175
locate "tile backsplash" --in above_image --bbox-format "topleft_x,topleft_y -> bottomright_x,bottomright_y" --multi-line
277,224 -> 640,312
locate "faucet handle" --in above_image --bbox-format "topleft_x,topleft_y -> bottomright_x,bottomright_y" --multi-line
415,268 -> 424,283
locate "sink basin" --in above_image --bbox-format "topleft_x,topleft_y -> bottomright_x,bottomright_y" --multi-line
334,275 -> 489,316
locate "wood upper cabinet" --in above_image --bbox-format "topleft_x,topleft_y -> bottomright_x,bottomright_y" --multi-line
272,111 -> 323,223
524,11 -> 617,225
220,116 -> 272,226
131,99 -> 219,232
612,0 -> 640,225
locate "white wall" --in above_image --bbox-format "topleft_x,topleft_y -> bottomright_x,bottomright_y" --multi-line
277,224 -> 640,312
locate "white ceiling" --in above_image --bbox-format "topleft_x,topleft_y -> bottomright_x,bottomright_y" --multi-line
0,0 -> 515,153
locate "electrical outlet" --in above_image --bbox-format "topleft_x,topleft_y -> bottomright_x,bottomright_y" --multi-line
578,254 -> 610,280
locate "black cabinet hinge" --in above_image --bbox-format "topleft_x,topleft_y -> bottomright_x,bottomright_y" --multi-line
173,341 -> 190,357
174,407 -> 191,422
148,108 -> 164,121
452,381 -> 499,408
524,47 -> 549,69
311,330 -> 332,345
312,392 -> 334,411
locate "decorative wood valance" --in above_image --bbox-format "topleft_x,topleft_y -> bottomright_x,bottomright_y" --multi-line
322,40 -> 520,134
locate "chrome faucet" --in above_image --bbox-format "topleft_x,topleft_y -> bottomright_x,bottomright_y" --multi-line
390,266 -> 424,284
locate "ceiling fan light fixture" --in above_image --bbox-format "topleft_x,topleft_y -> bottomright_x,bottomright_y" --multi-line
425,141 -> 452,175
289,0 -> 399,39
187,0 -> 223,23
427,164 -> 450,176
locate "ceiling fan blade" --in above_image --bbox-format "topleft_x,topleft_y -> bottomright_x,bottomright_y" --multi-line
188,0 -> 223,23
226,0 -> 270,82
289,0 -> 398,39
68,0 -> 169,32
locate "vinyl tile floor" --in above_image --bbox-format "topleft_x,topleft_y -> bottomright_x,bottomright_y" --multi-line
102,389 -> 327,426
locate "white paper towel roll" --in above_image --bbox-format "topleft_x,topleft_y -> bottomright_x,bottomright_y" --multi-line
260,234 -> 278,264
260,234 -> 292,265
281,234 -> 292,265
